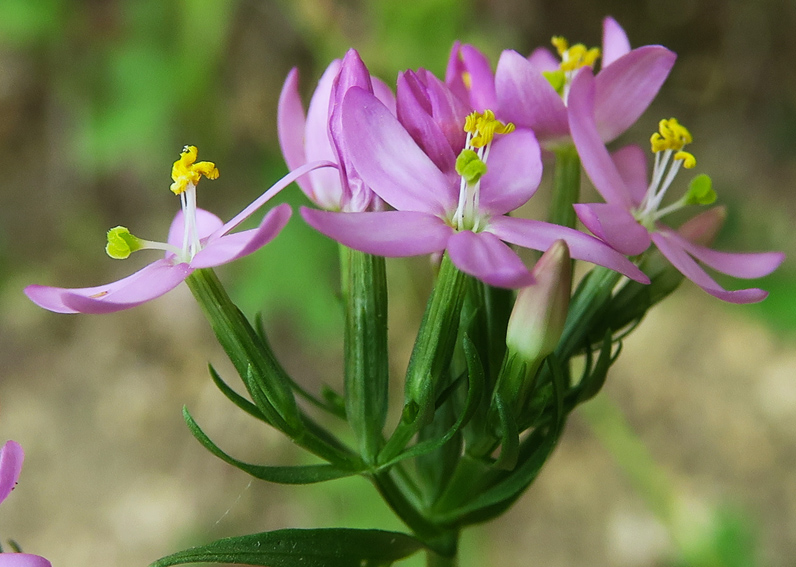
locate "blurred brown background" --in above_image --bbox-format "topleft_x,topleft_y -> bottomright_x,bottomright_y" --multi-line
0,0 -> 794,565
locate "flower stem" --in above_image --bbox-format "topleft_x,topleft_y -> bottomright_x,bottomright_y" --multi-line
340,246 -> 389,465
550,145 -> 581,229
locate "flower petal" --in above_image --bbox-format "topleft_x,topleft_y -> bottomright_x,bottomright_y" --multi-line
568,69 -> 634,208
487,215 -> 650,283
0,440 -> 24,505
601,16 -> 631,67
496,50 -> 569,144
167,208 -> 224,250
447,230 -> 533,288
0,554 -> 52,567
460,44 -> 497,111
651,232 -> 768,303
478,129 -> 542,215
301,207 -> 452,257
191,204 -> 292,268
573,202 -> 651,255
527,47 -> 559,73
341,87 -> 456,214
658,225 -> 785,279
372,76 -> 396,115
594,45 -> 676,143
277,67 -> 313,198
305,59 -> 344,209
611,144 -> 649,206
25,259 -> 192,314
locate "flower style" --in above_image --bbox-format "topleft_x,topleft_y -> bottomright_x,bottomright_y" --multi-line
25,146 -> 332,314
301,79 -> 649,288
0,441 -> 51,567
492,16 -> 676,149
568,70 -> 785,303
278,49 -> 396,212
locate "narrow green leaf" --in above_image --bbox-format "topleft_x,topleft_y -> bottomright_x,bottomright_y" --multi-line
208,364 -> 269,424
493,394 -> 519,471
377,337 -> 484,470
150,528 -> 426,567
575,332 -> 616,404
183,407 -> 359,484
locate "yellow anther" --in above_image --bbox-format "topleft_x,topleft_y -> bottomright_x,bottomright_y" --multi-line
650,118 -> 693,153
552,36 -> 601,72
170,145 -> 219,195
551,36 -> 569,57
463,110 -> 515,148
674,151 -> 696,169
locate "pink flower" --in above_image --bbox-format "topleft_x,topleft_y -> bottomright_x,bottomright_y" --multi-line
568,70 -> 785,303
278,49 -> 395,212
0,441 -> 52,567
490,17 -> 676,149
302,79 -> 649,288
25,147 -> 334,314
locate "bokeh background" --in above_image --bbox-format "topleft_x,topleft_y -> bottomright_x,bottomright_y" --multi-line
1,0 -> 795,565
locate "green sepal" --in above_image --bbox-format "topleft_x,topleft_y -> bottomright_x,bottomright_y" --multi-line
183,407 -> 360,484
208,364 -> 269,424
150,528 -> 426,567
575,332 -> 619,404
492,394 -> 519,471
378,336 -> 484,470
105,226 -> 142,259
685,174 -> 716,205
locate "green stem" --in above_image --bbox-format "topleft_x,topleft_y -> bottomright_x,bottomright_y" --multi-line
340,246 -> 389,465
550,145 -> 581,229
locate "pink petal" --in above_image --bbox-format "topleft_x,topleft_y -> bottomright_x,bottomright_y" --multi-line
167,208 -> 224,250
305,59 -> 344,209
651,232 -> 769,304
527,47 -> 559,72
459,44 -> 497,111
397,71 -> 459,175
25,259 -> 192,314
341,88 -> 456,214
573,202 -> 651,255
445,41 -> 470,104
191,204 -> 292,268
496,50 -> 569,145
601,17 -> 631,67
301,207 -> 452,257
478,129 -> 542,215
658,226 -> 785,279
567,70 -> 634,208
594,45 -> 676,143
0,440 -> 24,505
611,145 -> 648,206
447,230 -> 533,288
372,76 -> 396,115
487,215 -> 650,283
419,69 -> 469,155
277,67 -> 313,198
0,554 -> 52,567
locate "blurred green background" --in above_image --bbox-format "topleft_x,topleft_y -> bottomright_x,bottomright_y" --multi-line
0,0 -> 794,566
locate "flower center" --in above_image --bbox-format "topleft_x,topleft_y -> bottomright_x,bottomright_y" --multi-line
634,119 -> 714,230
105,145 -> 219,264
451,110 -> 515,231
543,36 -> 601,101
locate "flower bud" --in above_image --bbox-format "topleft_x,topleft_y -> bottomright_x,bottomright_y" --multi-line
493,241 -> 571,421
506,240 -> 571,363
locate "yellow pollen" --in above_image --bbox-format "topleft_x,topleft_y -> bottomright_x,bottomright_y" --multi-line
674,151 -> 696,169
650,118 -> 693,153
170,145 -> 219,195
551,36 -> 601,72
463,110 -> 515,148
462,71 -> 472,90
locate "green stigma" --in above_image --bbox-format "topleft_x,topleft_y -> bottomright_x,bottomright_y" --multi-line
455,149 -> 488,184
684,174 -> 716,206
106,226 -> 143,260
542,70 -> 566,95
